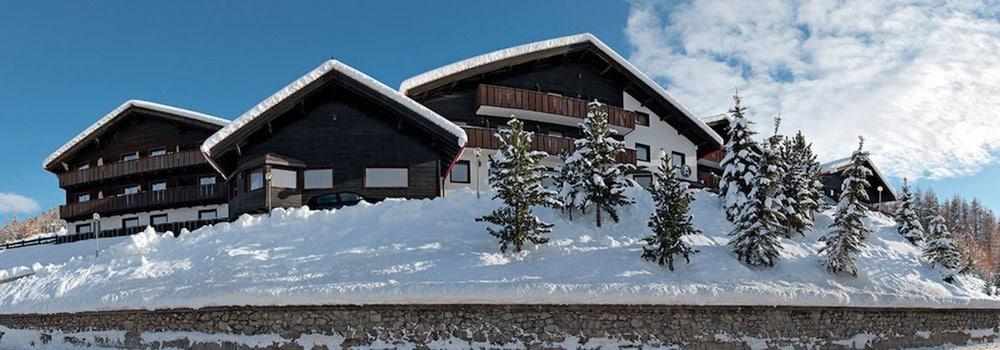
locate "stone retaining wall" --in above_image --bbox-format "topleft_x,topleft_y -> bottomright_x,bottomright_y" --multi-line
1,304 -> 999,349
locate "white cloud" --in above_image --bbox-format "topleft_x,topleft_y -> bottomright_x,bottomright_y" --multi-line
0,193 -> 40,214
626,0 -> 1000,180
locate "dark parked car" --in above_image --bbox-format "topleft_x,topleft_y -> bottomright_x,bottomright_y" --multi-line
307,192 -> 367,210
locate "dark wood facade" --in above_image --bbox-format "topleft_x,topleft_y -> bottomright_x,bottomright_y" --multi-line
46,105 -> 227,222
821,161 -> 898,204
463,126 -> 637,165
204,62 -> 465,219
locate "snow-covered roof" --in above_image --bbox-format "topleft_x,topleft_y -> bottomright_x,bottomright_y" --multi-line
821,156 -> 898,199
700,113 -> 731,125
43,100 -> 229,170
398,33 -> 723,147
201,60 -> 467,159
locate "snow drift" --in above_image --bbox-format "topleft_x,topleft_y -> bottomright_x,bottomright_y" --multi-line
0,188 -> 995,314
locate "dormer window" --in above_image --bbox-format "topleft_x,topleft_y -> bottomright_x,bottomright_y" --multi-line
122,152 -> 139,162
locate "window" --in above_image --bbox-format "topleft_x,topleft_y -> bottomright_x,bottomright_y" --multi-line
151,182 -> 167,192
450,161 -> 471,183
77,193 -> 91,203
121,152 -> 139,161
635,112 -> 650,127
123,185 -> 140,195
77,163 -> 90,171
365,167 -> 408,188
75,223 -> 93,234
636,144 -> 651,162
634,174 -> 653,190
671,151 -> 686,169
122,217 -> 140,228
150,214 -> 168,225
149,149 -> 168,157
271,168 -> 298,189
548,130 -> 564,138
199,176 -> 217,186
248,170 -> 264,191
198,209 -> 218,220
304,169 -> 333,189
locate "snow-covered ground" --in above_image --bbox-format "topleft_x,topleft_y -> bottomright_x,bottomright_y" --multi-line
0,188 -> 995,314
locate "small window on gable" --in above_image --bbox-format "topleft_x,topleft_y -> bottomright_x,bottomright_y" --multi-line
635,112 -> 650,127
122,152 -> 139,161
365,167 -> 408,188
200,176 -> 217,186
77,163 -> 90,171
450,161 -> 471,184
149,149 -> 168,157
151,182 -> 167,192
123,185 -> 140,195
77,193 -> 91,203
304,169 -> 334,189
636,144 -> 651,162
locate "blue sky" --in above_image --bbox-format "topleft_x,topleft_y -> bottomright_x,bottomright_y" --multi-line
0,1 -> 997,214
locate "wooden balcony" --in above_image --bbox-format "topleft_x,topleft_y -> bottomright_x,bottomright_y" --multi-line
60,183 -> 226,221
476,84 -> 637,133
464,127 -> 636,165
58,150 -> 210,187
698,171 -> 721,190
700,149 -> 726,164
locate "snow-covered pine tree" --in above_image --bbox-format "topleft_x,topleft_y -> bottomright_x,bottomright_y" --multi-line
780,131 -> 823,236
766,117 -> 798,237
986,268 -> 1000,296
894,178 -> 925,245
565,101 -> 635,227
477,119 -> 562,253
729,133 -> 786,267
923,205 -> 963,279
642,151 -> 700,271
720,91 -> 760,222
819,136 -> 872,276
555,152 -> 585,221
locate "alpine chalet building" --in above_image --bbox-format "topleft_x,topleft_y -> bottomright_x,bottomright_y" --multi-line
43,100 -> 230,235
399,33 -> 724,193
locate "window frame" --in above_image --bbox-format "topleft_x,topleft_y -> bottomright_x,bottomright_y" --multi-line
363,166 -> 410,189
671,151 -> 686,169
633,173 -> 654,190
77,193 -> 91,203
121,151 -> 140,162
303,168 -> 334,190
122,217 -> 140,228
199,176 -> 217,186
636,143 -> 651,162
198,209 -> 218,220
635,112 -> 650,127
246,169 -> 265,192
150,181 -> 167,192
450,161 -> 471,184
148,148 -> 168,157
270,167 -> 299,189
76,163 -> 90,171
75,223 -> 93,234
122,185 -> 141,196
150,214 -> 168,226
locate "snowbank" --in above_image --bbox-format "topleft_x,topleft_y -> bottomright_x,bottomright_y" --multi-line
0,188 -> 995,314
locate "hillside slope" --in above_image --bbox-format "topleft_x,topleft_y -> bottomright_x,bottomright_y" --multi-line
0,188 -> 995,314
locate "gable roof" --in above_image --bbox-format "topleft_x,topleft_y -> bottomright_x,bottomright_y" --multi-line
43,100 -> 229,170
821,156 -> 898,200
200,60 -> 467,174
399,33 -> 723,149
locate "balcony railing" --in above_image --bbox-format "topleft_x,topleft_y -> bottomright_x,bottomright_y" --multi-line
699,149 -> 726,164
58,150 -> 210,187
464,127 -> 636,165
476,84 -> 637,131
60,183 -> 227,221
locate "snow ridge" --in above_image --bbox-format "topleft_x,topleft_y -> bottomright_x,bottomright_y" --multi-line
43,100 -> 229,169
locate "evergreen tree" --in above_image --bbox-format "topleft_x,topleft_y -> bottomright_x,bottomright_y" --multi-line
720,91 -> 761,222
924,206 -> 963,278
564,101 -> 635,227
894,178 -> 925,245
729,135 -> 786,267
477,119 -> 562,253
642,152 -> 700,271
766,118 -> 797,237
780,131 -> 823,236
819,137 -> 872,276
986,268 -> 1000,296
554,152 -> 586,221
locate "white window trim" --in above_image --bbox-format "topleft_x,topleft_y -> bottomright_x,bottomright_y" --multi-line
364,167 -> 409,188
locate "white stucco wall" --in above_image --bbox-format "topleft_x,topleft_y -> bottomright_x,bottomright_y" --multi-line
68,204 -> 228,233
622,92 -> 699,182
